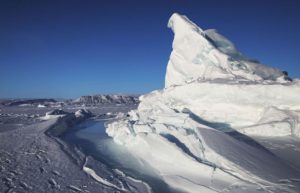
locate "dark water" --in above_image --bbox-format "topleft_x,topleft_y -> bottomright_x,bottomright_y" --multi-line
62,118 -> 181,193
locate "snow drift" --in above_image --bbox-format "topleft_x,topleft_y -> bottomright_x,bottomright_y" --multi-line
107,13 -> 300,193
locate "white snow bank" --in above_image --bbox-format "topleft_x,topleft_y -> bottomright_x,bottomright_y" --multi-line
106,13 -> 300,193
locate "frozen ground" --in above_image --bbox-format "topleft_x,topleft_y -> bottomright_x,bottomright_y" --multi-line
0,104 -> 154,193
1,105 -> 300,193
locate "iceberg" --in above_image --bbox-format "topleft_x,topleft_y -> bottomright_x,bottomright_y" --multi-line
107,13 -> 300,193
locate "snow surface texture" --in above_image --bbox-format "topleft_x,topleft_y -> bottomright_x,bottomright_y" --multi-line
107,13 -> 300,193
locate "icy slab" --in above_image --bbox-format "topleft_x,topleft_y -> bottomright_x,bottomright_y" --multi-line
166,13 -> 286,87
107,13 -> 300,193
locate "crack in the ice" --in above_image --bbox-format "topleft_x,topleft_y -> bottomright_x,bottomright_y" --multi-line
172,174 -> 220,193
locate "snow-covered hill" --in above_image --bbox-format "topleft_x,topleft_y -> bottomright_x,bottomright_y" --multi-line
106,13 -> 300,193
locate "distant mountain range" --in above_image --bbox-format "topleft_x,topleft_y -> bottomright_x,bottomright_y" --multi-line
0,95 -> 139,107
73,94 -> 139,105
0,99 -> 57,107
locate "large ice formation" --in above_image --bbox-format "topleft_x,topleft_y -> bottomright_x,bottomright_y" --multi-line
107,13 -> 300,193
165,13 -> 286,87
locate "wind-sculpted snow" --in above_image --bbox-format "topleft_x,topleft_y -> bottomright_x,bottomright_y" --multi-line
107,13 -> 300,193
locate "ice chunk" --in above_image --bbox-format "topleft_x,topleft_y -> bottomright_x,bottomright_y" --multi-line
165,13 -> 286,87
75,109 -> 92,118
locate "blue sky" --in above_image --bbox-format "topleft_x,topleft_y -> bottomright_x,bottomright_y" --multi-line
1,0 -> 300,98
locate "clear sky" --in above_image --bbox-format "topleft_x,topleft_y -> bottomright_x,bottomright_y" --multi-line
1,0 -> 300,98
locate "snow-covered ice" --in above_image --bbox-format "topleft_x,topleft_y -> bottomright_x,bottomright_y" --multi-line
107,13 -> 300,193
0,104 -> 149,193
40,109 -> 68,120
165,13 -> 288,87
